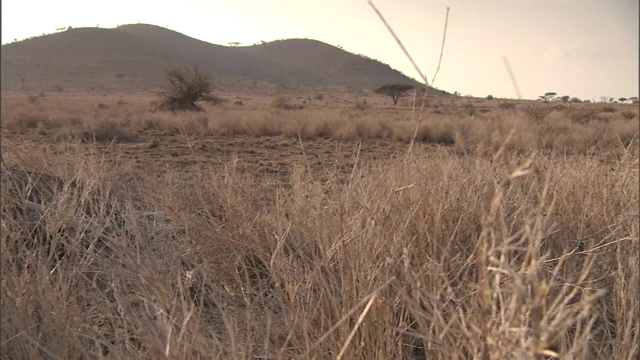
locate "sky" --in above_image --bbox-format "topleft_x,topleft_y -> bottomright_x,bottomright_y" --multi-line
2,0 -> 638,100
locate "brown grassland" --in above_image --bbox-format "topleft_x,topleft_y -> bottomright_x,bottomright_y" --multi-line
1,90 -> 638,359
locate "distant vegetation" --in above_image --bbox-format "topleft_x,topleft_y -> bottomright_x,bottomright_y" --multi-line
2,93 -> 637,150
373,83 -> 415,105
158,66 -> 220,112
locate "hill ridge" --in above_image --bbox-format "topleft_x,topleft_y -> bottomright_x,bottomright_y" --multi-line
1,23 -> 443,95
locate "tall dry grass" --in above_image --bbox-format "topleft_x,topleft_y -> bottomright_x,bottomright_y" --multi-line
1,93 -> 638,155
1,130 -> 637,358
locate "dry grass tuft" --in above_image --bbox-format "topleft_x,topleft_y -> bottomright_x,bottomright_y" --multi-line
1,119 -> 637,358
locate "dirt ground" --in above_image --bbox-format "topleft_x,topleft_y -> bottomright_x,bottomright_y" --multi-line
0,90 -> 448,186
1,124 -> 434,185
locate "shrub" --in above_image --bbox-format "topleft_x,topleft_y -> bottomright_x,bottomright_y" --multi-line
601,106 -> 617,113
461,103 -> 477,116
158,66 -> 220,112
621,111 -> 637,120
486,94 -> 494,100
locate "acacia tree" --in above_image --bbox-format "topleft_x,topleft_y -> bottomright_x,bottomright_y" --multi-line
159,65 -> 219,112
538,92 -> 557,102
373,84 -> 415,105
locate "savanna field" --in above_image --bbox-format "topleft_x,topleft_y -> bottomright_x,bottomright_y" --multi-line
1,90 -> 638,359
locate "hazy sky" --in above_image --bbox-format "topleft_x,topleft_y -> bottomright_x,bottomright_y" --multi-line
2,0 -> 638,100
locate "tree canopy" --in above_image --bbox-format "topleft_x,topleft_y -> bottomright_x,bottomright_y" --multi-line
373,84 -> 415,106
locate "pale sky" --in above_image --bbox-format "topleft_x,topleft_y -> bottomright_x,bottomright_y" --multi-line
2,0 -> 638,100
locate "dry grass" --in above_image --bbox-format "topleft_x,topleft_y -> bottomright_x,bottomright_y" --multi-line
1,92 -> 639,359
1,93 -> 637,153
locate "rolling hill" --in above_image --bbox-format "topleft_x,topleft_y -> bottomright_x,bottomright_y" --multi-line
1,24 -> 442,95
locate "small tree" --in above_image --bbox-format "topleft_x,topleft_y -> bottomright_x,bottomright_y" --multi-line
373,84 -> 415,105
539,92 -> 557,102
560,95 -> 570,102
159,65 -> 218,112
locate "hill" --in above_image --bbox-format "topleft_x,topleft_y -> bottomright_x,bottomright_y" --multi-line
0,24 -> 441,95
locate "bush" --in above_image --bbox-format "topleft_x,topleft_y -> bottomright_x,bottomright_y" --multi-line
486,94 -> 494,100
621,111 -> 637,120
158,66 -> 220,112
461,103 -> 477,116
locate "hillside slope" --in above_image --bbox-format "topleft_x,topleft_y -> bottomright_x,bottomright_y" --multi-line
1,24 -> 436,94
